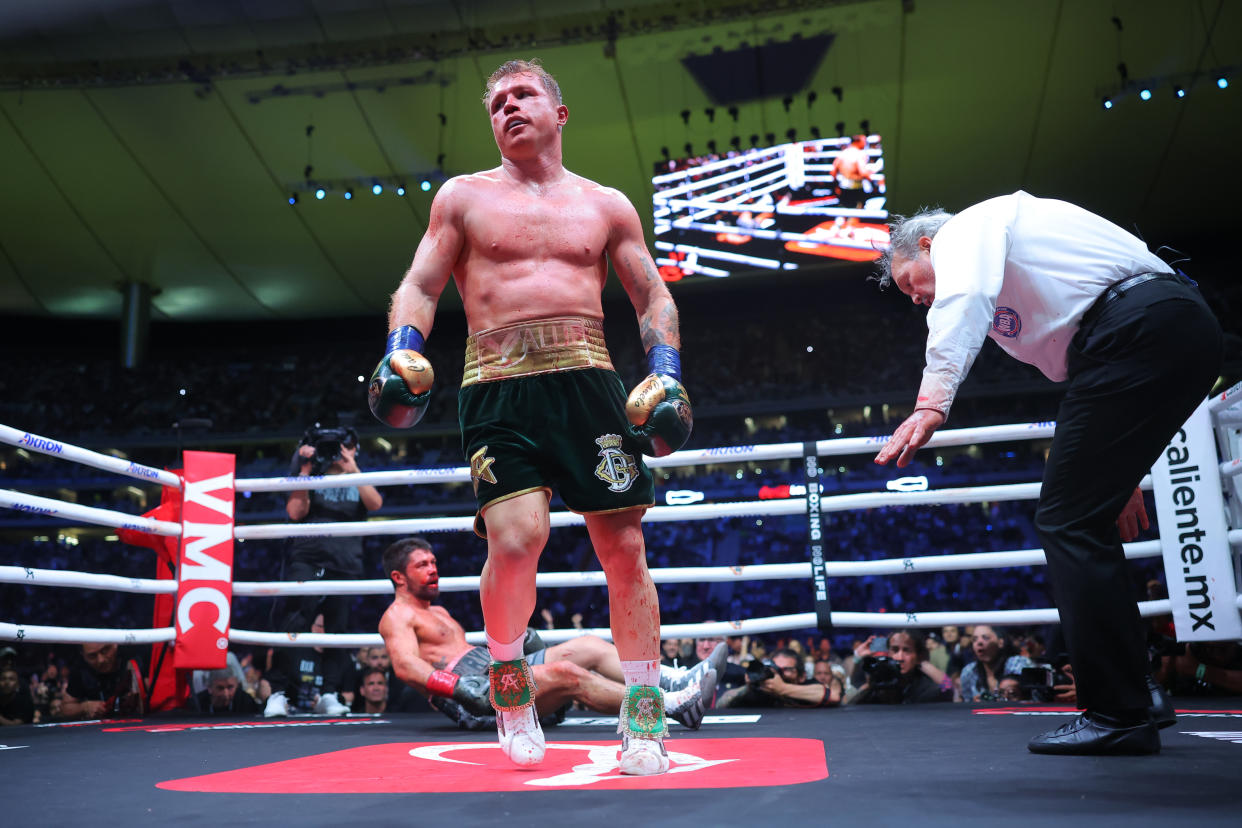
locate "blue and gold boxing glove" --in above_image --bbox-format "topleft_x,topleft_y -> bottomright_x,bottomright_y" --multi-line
368,325 -> 434,428
625,344 -> 693,457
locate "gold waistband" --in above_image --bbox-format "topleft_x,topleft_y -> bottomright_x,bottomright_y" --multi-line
462,316 -> 614,387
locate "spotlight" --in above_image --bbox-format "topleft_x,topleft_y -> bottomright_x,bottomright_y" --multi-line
420,180 -> 431,192
1174,85 -> 1185,98
315,188 -> 326,199
1102,97 -> 1113,110
396,185 -> 406,196
1217,76 -> 1229,89
1139,88 -> 1152,101
288,193 -> 298,205
344,188 -> 353,200
372,182 -> 383,195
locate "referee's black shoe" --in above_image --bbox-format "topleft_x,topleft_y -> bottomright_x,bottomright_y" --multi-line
1028,711 -> 1160,756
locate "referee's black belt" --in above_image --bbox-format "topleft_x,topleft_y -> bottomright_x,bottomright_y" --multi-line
1080,271 -> 1193,329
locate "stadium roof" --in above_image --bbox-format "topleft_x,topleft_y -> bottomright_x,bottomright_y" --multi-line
0,0 -> 1237,322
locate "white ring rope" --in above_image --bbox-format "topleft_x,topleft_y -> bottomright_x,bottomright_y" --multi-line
0,540 -> 1173,598
0,489 -> 182,536
235,479 -> 1163,541
0,424 -> 181,489
1208,380 -> 1242,413
232,422 -> 1060,493
2,598 -> 1186,648
0,621 -> 176,645
0,566 -> 177,594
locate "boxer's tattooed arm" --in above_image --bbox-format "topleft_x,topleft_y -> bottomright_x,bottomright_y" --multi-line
431,657 -> 448,669
627,252 -> 681,352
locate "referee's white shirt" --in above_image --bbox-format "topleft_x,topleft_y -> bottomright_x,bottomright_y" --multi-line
916,191 -> 1171,417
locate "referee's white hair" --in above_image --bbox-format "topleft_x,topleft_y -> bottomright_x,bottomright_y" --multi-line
875,208 -> 954,288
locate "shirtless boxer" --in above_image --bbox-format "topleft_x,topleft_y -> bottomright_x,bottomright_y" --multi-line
367,59 -> 692,774
377,537 -> 718,731
831,134 -> 873,212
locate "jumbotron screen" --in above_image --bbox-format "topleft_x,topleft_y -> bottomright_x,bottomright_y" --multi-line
651,134 -> 889,280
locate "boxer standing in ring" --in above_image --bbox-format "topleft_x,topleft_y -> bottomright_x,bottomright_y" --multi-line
368,59 -> 693,774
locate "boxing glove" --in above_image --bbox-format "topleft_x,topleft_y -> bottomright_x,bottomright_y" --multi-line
625,344 -> 693,457
368,326 -> 434,428
429,696 -> 496,731
426,670 -> 493,717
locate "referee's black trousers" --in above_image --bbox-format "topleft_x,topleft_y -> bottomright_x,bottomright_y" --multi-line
1034,278 -> 1222,713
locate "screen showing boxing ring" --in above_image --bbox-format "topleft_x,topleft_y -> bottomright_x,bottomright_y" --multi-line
652,134 -> 889,280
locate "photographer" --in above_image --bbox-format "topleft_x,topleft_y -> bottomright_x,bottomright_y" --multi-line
1160,640 -> 1242,696
267,425 -> 382,716
717,648 -> 842,709
848,630 -> 951,705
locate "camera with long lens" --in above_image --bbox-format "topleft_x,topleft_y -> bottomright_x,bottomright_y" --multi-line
861,655 -> 902,689
298,426 -> 359,475
745,659 -> 777,686
1018,659 -> 1072,703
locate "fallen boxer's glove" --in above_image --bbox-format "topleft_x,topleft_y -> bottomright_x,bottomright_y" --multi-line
368,325 -> 434,428
430,696 -> 496,731
625,344 -> 692,456
426,669 -> 493,717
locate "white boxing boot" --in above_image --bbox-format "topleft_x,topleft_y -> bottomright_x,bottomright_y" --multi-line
618,685 -> 669,776
490,658 -> 545,767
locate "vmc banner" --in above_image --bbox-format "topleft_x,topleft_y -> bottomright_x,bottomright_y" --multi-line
173,451 -> 236,668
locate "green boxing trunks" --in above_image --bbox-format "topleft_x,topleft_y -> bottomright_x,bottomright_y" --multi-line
458,316 -> 655,538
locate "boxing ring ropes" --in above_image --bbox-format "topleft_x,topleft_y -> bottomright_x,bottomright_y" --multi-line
2,384 -> 1242,659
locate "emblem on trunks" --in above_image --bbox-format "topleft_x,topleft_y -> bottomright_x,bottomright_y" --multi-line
992,306 -> 1022,338
470,446 -> 498,494
593,434 -> 638,493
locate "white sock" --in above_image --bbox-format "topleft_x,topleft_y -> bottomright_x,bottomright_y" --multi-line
487,630 -> 525,662
621,659 -> 659,687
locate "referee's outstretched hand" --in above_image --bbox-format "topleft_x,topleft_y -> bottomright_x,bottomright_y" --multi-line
874,409 -> 946,468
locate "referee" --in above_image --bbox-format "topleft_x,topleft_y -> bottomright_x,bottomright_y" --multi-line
872,191 -> 1222,755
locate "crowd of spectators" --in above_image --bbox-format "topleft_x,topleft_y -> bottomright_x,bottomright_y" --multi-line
2,264 -> 1240,724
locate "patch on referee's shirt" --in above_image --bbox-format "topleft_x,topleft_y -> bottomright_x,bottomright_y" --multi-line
992,306 -> 1022,338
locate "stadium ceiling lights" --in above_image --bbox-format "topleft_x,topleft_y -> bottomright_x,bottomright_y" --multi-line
1099,65 -> 1234,109
287,171 -> 443,204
